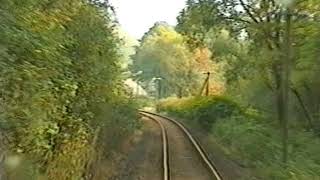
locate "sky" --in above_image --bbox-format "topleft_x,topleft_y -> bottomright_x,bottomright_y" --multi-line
109,0 -> 187,40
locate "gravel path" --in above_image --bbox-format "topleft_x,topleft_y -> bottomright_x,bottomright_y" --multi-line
111,117 -> 162,180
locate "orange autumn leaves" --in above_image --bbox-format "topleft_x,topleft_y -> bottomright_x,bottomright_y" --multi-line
193,47 -> 225,95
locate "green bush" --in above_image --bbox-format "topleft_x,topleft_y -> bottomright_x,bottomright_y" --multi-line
159,96 -> 320,179
158,96 -> 244,131
0,0 -> 139,179
212,116 -> 320,179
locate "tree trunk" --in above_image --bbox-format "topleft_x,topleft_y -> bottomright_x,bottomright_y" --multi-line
279,7 -> 292,164
291,87 -> 314,130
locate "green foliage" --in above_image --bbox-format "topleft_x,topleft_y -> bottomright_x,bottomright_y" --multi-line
176,0 -> 222,48
178,0 -> 320,137
131,22 -> 199,97
174,0 -> 320,178
212,115 -> 320,179
159,97 -> 320,179
0,0 -> 137,178
158,96 -> 243,131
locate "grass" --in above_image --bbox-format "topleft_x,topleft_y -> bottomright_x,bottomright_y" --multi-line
158,96 -> 320,179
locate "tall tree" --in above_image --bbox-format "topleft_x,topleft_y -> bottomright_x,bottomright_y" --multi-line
176,0 -> 320,163
0,0 -> 137,178
131,22 -> 199,97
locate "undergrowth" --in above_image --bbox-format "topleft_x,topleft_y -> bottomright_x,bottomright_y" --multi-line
158,96 -> 320,179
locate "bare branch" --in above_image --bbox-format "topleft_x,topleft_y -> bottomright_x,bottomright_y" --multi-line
238,0 -> 260,23
224,16 -> 252,24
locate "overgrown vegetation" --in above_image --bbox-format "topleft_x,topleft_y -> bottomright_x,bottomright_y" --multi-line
0,0 -> 138,179
176,1 -> 320,164
1,0 -> 320,179
159,97 -> 320,179
130,0 -> 320,178
130,22 -> 225,98
158,96 -> 242,131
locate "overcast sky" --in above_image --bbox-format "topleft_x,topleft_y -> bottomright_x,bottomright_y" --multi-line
109,0 -> 187,39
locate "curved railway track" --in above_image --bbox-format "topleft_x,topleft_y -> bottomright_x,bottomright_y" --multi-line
139,110 -> 223,180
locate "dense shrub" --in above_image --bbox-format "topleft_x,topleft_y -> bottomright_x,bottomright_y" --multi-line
159,96 -> 320,179
158,96 -> 244,131
0,0 -> 138,179
212,116 -> 320,179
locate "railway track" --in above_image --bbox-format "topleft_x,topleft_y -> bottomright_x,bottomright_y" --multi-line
139,110 -> 223,180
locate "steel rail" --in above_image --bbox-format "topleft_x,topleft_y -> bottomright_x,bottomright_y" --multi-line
139,110 -> 223,180
139,112 -> 170,180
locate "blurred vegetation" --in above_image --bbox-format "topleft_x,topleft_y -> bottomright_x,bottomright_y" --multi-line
176,0 -> 320,133
0,0 -> 138,179
1,0 -> 319,179
158,96 -> 243,131
129,0 -> 320,177
166,0 -> 320,178
158,97 -> 320,179
130,22 -> 225,98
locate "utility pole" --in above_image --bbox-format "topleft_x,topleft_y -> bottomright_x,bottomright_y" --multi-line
205,72 -> 211,96
199,72 -> 211,96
